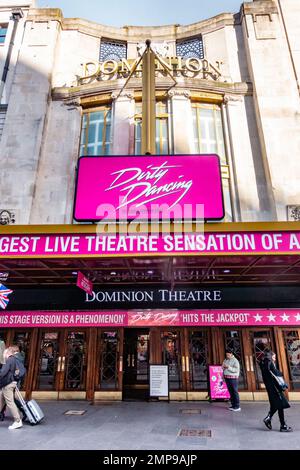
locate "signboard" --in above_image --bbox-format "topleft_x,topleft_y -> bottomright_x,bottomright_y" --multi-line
76,271 -> 93,295
5,285 -> 300,311
209,365 -> 230,400
1,231 -> 299,258
74,155 -> 224,221
1,308 -> 300,328
149,364 -> 169,398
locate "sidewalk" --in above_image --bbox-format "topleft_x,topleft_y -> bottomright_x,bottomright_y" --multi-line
0,401 -> 299,450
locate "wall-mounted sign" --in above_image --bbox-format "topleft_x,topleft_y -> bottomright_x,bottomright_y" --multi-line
76,271 -> 93,295
1,309 -> 300,328
209,365 -> 230,400
79,57 -> 222,84
149,364 -> 169,398
1,231 -> 299,257
74,155 -> 224,221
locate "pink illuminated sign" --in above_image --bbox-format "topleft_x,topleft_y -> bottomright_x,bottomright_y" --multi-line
0,231 -> 299,257
76,271 -> 93,295
209,366 -> 230,400
74,155 -> 224,221
0,309 -> 300,328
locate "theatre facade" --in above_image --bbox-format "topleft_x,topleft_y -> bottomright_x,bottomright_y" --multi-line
0,0 -> 300,401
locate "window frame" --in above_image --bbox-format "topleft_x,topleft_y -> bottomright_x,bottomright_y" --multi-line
79,104 -> 113,157
191,101 -> 233,221
176,35 -> 204,59
134,98 -> 171,155
0,24 -> 8,45
99,37 -> 127,62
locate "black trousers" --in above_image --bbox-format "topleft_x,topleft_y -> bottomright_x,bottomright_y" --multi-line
269,407 -> 285,426
225,378 -> 240,409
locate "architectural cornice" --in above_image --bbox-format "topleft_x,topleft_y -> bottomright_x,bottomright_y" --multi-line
27,8 -> 236,41
52,79 -> 252,103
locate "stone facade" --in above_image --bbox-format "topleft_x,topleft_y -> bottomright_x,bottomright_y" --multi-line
0,0 -> 299,224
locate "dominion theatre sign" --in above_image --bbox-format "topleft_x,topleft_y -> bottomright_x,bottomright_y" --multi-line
79,56 -> 222,83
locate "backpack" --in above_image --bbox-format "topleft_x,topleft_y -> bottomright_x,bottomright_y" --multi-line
13,357 -> 26,383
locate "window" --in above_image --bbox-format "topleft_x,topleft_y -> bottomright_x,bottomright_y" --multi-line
0,25 -> 8,44
282,330 -> 300,390
99,38 -> 127,62
134,100 -> 170,155
192,102 -> 232,221
176,36 -> 204,59
80,107 -> 112,156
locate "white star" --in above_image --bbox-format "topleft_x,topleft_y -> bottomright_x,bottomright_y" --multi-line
267,313 -> 276,322
254,313 -> 262,322
280,313 -> 290,322
294,313 -> 300,322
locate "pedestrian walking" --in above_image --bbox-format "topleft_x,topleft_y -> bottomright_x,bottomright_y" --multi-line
260,349 -> 292,432
222,348 -> 241,411
0,347 -> 23,429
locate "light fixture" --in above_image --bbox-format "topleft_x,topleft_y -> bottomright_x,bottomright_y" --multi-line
147,270 -> 154,274
223,269 -> 231,273
72,271 -> 78,275
110,271 -> 117,275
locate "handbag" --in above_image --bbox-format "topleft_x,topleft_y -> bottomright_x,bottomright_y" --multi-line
270,370 -> 288,391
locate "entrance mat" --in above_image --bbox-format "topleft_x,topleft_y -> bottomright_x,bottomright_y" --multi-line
64,410 -> 87,415
180,409 -> 201,414
178,429 -> 211,437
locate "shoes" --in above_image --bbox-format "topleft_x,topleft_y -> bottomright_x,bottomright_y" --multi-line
8,420 -> 23,430
280,424 -> 292,432
0,412 -> 4,422
229,407 -> 241,411
263,416 -> 272,430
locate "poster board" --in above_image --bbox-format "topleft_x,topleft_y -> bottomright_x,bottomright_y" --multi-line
149,364 -> 169,398
208,365 -> 230,400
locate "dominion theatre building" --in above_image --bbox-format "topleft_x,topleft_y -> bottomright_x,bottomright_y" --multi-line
0,0 -> 300,402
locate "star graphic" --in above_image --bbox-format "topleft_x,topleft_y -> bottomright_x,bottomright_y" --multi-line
280,313 -> 290,322
267,313 -> 276,322
254,313 -> 262,322
294,313 -> 300,322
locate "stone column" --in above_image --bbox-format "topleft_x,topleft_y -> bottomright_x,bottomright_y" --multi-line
111,90 -> 135,155
223,93 -> 271,221
168,89 -> 194,155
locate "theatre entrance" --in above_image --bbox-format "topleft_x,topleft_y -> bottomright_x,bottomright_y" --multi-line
123,329 -> 150,400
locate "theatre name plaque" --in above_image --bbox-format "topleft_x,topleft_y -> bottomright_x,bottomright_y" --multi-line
149,365 -> 169,398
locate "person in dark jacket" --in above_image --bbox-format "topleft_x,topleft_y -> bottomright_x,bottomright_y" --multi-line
0,347 -> 23,429
260,350 -> 292,432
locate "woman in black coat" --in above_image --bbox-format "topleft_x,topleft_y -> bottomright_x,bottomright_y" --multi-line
260,350 -> 292,432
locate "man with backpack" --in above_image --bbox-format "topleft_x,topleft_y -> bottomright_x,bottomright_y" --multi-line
0,346 -> 26,430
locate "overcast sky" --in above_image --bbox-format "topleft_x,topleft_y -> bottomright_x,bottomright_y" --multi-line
37,0 -> 246,27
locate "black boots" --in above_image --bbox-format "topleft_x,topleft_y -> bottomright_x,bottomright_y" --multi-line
0,411 -> 4,422
280,424 -> 292,432
263,414 -> 272,430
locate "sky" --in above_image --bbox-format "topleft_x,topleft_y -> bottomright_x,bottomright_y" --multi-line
37,0 -> 246,27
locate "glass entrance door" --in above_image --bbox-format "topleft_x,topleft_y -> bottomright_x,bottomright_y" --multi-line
123,329 -> 149,400
243,328 -> 276,393
33,329 -> 88,399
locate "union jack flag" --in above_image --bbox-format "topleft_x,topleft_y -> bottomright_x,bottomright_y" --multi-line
0,283 -> 13,310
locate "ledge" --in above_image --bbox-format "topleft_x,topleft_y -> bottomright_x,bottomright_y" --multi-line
26,8 -> 236,41
52,79 -> 252,102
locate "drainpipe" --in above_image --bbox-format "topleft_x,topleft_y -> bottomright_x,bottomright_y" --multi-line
0,8 -> 24,103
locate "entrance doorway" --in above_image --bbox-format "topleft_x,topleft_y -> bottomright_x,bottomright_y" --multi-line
33,329 -> 88,399
123,329 -> 149,400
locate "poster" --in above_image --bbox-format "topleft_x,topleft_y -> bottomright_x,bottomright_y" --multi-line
149,365 -> 169,397
209,365 -> 230,399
